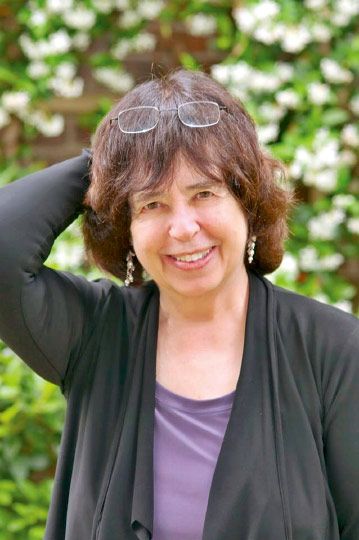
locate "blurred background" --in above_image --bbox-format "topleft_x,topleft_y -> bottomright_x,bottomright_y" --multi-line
0,0 -> 358,537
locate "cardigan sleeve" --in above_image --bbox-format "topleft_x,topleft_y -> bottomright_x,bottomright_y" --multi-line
0,149 -> 111,391
322,325 -> 359,540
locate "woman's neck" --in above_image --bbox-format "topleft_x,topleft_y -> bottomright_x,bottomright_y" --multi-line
158,271 -> 249,325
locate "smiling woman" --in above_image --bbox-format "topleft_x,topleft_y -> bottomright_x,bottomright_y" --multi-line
0,68 -> 358,540
81,68 -> 292,284
128,156 -> 250,301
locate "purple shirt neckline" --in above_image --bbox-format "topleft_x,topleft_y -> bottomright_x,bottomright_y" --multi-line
155,380 -> 236,414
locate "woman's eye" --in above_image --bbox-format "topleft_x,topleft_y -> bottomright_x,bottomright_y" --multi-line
196,190 -> 214,199
143,201 -> 161,210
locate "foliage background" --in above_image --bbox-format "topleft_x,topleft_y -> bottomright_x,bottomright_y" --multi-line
0,0 -> 358,537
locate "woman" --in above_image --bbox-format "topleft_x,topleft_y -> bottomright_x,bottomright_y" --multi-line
0,69 -> 358,540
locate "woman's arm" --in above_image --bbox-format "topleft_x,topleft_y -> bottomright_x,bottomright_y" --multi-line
0,149 -> 110,391
322,325 -> 359,539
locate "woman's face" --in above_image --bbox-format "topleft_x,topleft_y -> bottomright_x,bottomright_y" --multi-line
129,156 -> 249,299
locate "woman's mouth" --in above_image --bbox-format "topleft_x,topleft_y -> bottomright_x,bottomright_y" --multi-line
164,246 -> 216,270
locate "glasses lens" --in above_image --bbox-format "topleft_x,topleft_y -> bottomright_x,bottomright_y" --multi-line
178,101 -> 220,128
117,107 -> 159,133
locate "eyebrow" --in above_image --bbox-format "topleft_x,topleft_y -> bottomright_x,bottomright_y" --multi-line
131,180 -> 223,205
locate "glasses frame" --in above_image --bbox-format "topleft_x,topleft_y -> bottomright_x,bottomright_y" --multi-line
109,101 -> 228,134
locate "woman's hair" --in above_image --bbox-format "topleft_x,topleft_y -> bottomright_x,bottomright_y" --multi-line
81,68 -> 294,284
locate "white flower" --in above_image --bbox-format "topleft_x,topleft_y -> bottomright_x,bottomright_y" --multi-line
312,169 -> 338,192
347,218 -> 359,235
281,26 -> 311,53
56,62 -> 76,79
320,58 -> 353,84
314,293 -> 330,304
49,77 -> 84,98
319,253 -> 344,270
0,108 -> 10,129
27,61 -> 50,79
211,64 -> 231,85
30,111 -> 65,137
253,24 -> 279,45
19,34 -> 42,60
250,71 -> 281,93
186,14 -> 217,36
48,30 -> 72,54
91,0 -> 113,13
114,0 -> 129,8
233,8 -> 257,33
46,0 -> 73,13
341,124 -> 359,147
2,91 -> 30,112
311,24 -> 331,42
272,252 -> 299,280
332,300 -> 352,313
137,0 -> 164,19
349,95 -> 359,115
335,0 -> 359,17
30,10 -> 47,26
111,39 -> 132,59
229,85 -> 248,102
331,0 -> 359,26
299,246 -> 319,271
257,123 -> 279,144
289,162 -> 303,179
308,209 -> 345,240
293,147 -> 312,167
134,32 -> 156,52
313,138 -> 340,168
253,0 -> 280,20
307,82 -> 331,105
276,63 -> 294,83
50,243 -> 84,268
276,89 -> 300,108
305,0 -> 327,9
332,194 -> 355,208
230,62 -> 252,85
94,67 -> 134,93
258,102 -> 285,122
313,127 -> 330,146
118,10 -> 142,27
72,32 -> 90,51
331,12 -> 351,27
63,7 -> 96,30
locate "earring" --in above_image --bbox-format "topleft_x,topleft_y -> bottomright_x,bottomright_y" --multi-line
124,250 -> 135,286
247,236 -> 256,264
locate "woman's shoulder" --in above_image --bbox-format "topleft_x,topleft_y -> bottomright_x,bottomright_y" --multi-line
265,277 -> 358,358
271,280 -> 356,325
116,279 -> 159,319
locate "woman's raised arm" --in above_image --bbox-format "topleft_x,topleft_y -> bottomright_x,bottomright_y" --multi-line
0,148 -> 111,392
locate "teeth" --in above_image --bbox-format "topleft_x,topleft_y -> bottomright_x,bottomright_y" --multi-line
174,248 -> 211,262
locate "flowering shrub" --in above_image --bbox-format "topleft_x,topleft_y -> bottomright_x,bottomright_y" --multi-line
211,0 -> 358,312
0,1 -> 358,536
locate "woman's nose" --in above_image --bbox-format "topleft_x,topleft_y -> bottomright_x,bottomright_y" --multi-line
168,206 -> 200,241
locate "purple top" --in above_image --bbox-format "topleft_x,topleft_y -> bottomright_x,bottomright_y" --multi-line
152,380 -> 236,540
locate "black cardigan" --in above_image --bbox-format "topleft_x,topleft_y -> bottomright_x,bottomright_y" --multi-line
0,150 -> 358,540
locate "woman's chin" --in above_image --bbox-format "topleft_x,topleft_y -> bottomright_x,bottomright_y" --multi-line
162,274 -> 225,299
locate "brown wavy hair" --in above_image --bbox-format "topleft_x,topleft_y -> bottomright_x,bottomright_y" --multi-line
81,68 -> 294,285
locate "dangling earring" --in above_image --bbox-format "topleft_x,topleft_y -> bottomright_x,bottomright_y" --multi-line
247,236 -> 256,264
124,250 -> 135,286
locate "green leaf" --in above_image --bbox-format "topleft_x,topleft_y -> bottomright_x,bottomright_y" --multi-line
321,108 -> 349,126
178,52 -> 201,70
